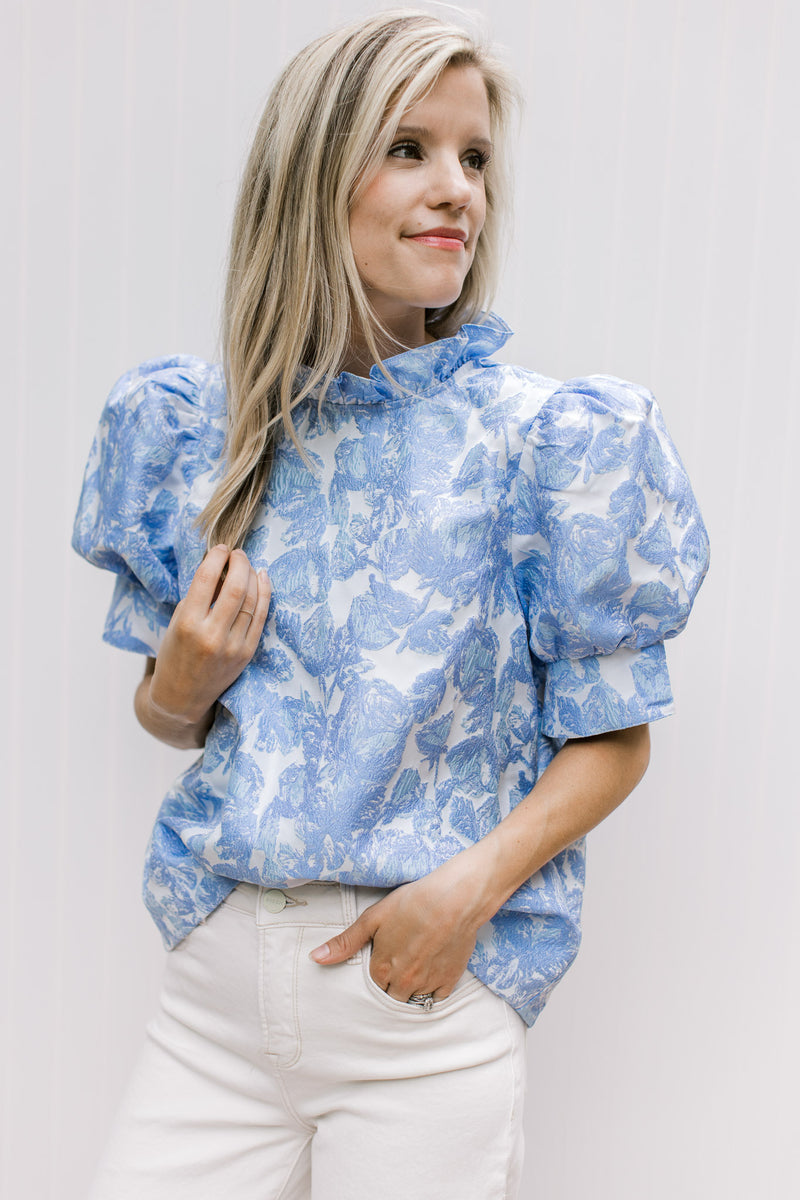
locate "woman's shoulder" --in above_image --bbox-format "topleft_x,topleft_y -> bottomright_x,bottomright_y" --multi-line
101,354 -> 226,426
74,355 -> 227,566
468,358 -> 661,470
488,361 -> 656,425
92,354 -> 228,486
73,356 -> 229,607
505,364 -> 696,502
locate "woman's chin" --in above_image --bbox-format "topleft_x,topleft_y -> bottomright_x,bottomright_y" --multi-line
414,281 -> 467,311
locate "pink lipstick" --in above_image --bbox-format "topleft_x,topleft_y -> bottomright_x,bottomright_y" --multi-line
407,227 -> 467,251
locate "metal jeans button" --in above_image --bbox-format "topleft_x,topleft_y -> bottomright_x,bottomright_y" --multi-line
262,888 -> 288,914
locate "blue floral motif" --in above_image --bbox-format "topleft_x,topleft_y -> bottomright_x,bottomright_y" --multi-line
72,314 -> 709,1028
607,480 -> 647,538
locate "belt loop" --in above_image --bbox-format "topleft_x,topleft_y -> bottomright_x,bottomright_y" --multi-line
255,885 -> 268,927
339,885 -> 363,965
340,883 -> 358,927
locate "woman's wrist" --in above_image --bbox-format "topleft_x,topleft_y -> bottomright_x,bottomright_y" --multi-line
429,839 -> 512,931
147,681 -> 209,727
445,727 -> 653,927
135,673 -> 215,749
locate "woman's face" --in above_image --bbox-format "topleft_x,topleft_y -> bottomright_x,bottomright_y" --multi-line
349,65 -> 492,341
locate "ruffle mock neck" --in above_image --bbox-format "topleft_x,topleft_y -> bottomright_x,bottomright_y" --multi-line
297,311 -> 513,405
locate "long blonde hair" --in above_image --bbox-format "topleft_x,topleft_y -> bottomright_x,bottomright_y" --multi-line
200,7 -> 520,550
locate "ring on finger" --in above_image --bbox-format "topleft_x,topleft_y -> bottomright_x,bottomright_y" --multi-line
406,991 -> 435,1012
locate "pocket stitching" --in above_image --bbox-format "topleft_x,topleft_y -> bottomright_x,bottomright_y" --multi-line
361,946 -> 483,1015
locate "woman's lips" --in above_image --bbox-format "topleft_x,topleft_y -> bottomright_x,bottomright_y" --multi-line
407,234 -> 466,251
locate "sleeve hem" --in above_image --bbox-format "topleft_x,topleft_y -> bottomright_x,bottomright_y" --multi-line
543,697 -> 674,740
539,641 -> 674,739
101,627 -> 163,657
100,574 -> 171,657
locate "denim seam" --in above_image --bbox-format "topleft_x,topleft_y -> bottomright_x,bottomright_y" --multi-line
274,1132 -> 314,1200
500,998 -> 522,1200
255,917 -> 364,968
219,899 -> 257,916
273,1061 -> 317,1136
340,884 -> 363,964
360,947 -> 484,1017
258,926 -> 272,1056
278,928 -> 305,1070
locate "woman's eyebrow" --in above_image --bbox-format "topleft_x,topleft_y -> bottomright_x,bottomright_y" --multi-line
393,124 -> 493,151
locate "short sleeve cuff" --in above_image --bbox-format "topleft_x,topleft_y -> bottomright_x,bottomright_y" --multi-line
101,574 -> 174,657
541,642 -> 674,739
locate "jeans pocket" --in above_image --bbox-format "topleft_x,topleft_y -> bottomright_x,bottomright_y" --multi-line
361,943 -> 484,1017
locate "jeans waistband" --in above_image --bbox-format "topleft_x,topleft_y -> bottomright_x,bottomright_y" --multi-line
222,879 -> 394,929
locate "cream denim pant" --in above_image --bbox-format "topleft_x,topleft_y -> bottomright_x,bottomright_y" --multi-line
88,880 -> 528,1200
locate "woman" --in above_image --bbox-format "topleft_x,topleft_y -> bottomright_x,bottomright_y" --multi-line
73,8 -> 709,1198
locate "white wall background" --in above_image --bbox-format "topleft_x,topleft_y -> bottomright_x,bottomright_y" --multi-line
2,0 -> 797,1196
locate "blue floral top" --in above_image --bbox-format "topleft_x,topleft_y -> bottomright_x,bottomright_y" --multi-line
72,313 -> 709,1027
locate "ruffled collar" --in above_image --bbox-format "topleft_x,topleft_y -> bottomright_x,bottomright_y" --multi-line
298,312 -> 513,405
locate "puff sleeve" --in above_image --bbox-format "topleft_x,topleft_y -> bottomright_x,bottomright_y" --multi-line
512,375 -> 709,738
72,356 -> 223,656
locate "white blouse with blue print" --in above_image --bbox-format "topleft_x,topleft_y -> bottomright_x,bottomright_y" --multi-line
72,314 -> 709,1027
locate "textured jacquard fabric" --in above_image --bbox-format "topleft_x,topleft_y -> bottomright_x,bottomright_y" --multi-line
72,314 -> 709,1026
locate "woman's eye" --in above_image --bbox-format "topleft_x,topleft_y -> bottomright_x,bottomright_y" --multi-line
463,149 -> 491,172
388,141 -> 422,160
387,142 -> 491,171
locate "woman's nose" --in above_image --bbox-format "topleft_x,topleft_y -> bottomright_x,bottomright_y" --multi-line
426,153 -> 473,209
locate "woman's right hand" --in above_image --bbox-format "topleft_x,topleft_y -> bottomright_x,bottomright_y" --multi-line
136,544 -> 271,748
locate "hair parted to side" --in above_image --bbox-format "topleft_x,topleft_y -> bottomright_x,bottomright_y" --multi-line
199,6 -> 521,550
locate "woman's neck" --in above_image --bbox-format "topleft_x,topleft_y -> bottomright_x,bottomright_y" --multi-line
339,310 -> 436,378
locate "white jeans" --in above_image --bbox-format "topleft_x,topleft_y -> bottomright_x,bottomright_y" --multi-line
89,880 -> 528,1200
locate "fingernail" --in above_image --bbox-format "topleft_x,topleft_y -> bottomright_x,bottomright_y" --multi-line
309,944 -> 331,962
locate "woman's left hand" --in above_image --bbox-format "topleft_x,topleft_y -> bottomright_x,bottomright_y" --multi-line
308,852 -> 493,1002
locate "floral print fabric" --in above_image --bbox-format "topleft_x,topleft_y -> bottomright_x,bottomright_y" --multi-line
72,314 -> 709,1026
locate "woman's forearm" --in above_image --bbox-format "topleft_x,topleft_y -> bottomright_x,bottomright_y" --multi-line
134,659 -> 215,750
457,724 -> 651,927
132,548 -> 271,751
308,724 -> 652,991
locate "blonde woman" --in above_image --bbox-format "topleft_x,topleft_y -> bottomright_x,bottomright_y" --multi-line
73,8 -> 709,1199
